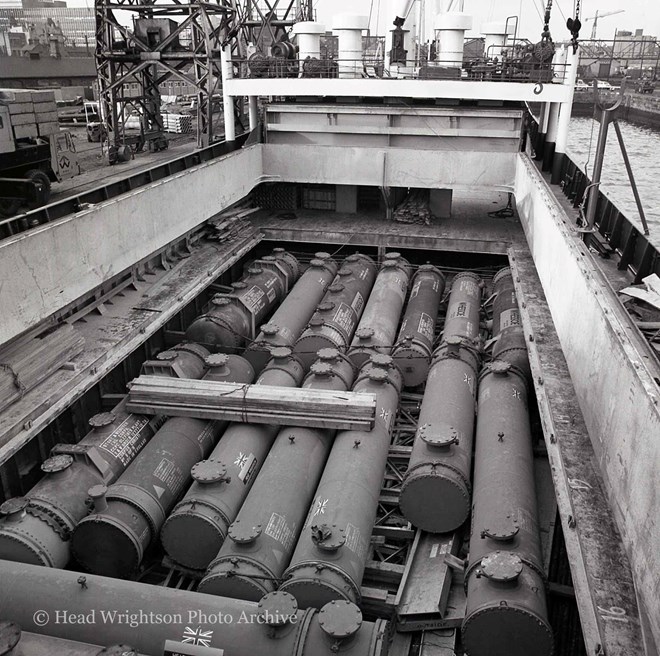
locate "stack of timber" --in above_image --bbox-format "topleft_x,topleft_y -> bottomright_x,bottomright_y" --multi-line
0,324 -> 85,413
393,189 -> 432,226
125,376 -> 377,430
0,89 -> 59,139
162,113 -> 193,134
207,206 -> 260,243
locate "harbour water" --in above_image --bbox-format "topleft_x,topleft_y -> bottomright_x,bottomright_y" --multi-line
568,116 -> 660,248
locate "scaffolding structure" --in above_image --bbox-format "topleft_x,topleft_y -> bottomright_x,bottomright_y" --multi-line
95,0 -> 235,159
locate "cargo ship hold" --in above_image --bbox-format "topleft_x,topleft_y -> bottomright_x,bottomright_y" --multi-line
0,1 -> 658,656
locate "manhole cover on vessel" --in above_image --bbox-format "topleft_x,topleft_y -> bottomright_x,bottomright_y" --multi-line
0,621 -> 21,655
480,551 -> 523,582
318,600 -> 362,639
258,591 -> 298,626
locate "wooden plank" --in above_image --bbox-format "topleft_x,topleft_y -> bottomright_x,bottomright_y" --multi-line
397,532 -> 460,623
126,376 -> 377,430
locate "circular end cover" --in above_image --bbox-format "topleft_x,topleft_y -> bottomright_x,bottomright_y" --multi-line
419,263 -> 438,272
270,346 -> 293,360
462,603 -> 554,656
258,591 -> 298,626
356,327 -> 374,340
229,520 -> 262,544
446,335 -> 463,347
273,247 -> 285,254
310,362 -> 333,377
206,353 -> 229,367
88,484 -> 108,499
96,645 -> 139,656
368,369 -> 388,383
309,258 -> 325,268
318,600 -> 363,639
318,348 -> 341,362
328,283 -> 345,293
261,255 -> 276,262
382,260 -> 398,268
89,411 -> 116,428
370,353 -> 394,368
384,252 -> 401,260
490,360 -> 512,376
318,302 -> 335,312
399,466 -> 470,533
493,266 -> 513,286
0,621 -> 21,655
0,497 -> 29,516
482,515 -> 519,541
211,296 -> 232,307
337,268 -> 352,277
480,551 -> 523,582
247,266 -> 263,275
191,460 -> 228,484
156,350 -> 178,361
232,282 -> 248,290
418,423 -> 459,447
309,315 -> 325,328
41,454 -> 73,473
346,254 -> 360,262
315,251 -> 332,260
261,324 -> 279,336
311,524 -> 346,551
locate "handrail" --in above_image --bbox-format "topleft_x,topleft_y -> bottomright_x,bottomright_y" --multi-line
0,132 -> 250,241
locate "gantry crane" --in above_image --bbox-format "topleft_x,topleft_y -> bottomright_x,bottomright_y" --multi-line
584,9 -> 625,40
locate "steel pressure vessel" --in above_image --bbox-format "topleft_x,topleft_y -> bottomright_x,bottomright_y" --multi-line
280,354 -> 403,609
392,265 -> 446,387
160,347 -> 305,570
442,272 -> 483,342
491,267 -> 519,336
490,268 -> 531,382
71,354 -> 257,578
185,249 -> 299,352
399,335 -> 480,532
294,254 -> 378,370
347,254 -> 411,370
0,343 -> 211,569
245,256 -> 339,373
462,361 -> 553,656
0,562 -> 388,656
198,349 -> 357,600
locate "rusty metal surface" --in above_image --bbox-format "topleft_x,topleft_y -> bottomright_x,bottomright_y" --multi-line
508,246 -> 646,656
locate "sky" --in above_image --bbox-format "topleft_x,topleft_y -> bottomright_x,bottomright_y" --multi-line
64,0 -> 659,43
314,0 -> 659,42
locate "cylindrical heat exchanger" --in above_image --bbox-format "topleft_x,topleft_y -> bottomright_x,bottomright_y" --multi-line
0,561 -> 388,656
347,254 -> 411,370
245,256 -> 338,373
399,335 -> 480,532
442,272 -> 482,342
198,349 -> 356,600
0,344 -> 211,569
185,250 -> 299,352
160,348 -> 305,571
294,254 -> 377,370
280,355 -> 403,609
71,354 -> 257,578
393,265 -> 446,387
462,361 -> 553,656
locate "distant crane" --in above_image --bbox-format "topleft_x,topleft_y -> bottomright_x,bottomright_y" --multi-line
584,9 -> 626,40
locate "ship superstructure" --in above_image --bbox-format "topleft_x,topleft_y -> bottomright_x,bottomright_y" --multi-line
0,2 -> 658,656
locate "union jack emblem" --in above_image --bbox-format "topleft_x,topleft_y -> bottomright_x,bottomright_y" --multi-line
234,452 -> 248,468
463,373 -> 473,386
380,408 -> 391,424
313,497 -> 328,517
512,388 -> 521,399
182,627 -> 214,648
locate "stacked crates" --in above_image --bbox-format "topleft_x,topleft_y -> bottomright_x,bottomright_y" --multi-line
0,89 -> 59,140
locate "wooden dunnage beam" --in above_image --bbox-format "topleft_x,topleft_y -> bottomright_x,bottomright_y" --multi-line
126,376 -> 377,431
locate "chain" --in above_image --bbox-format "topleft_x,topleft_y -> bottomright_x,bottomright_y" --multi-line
567,0 -> 582,54
542,0 -> 553,42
